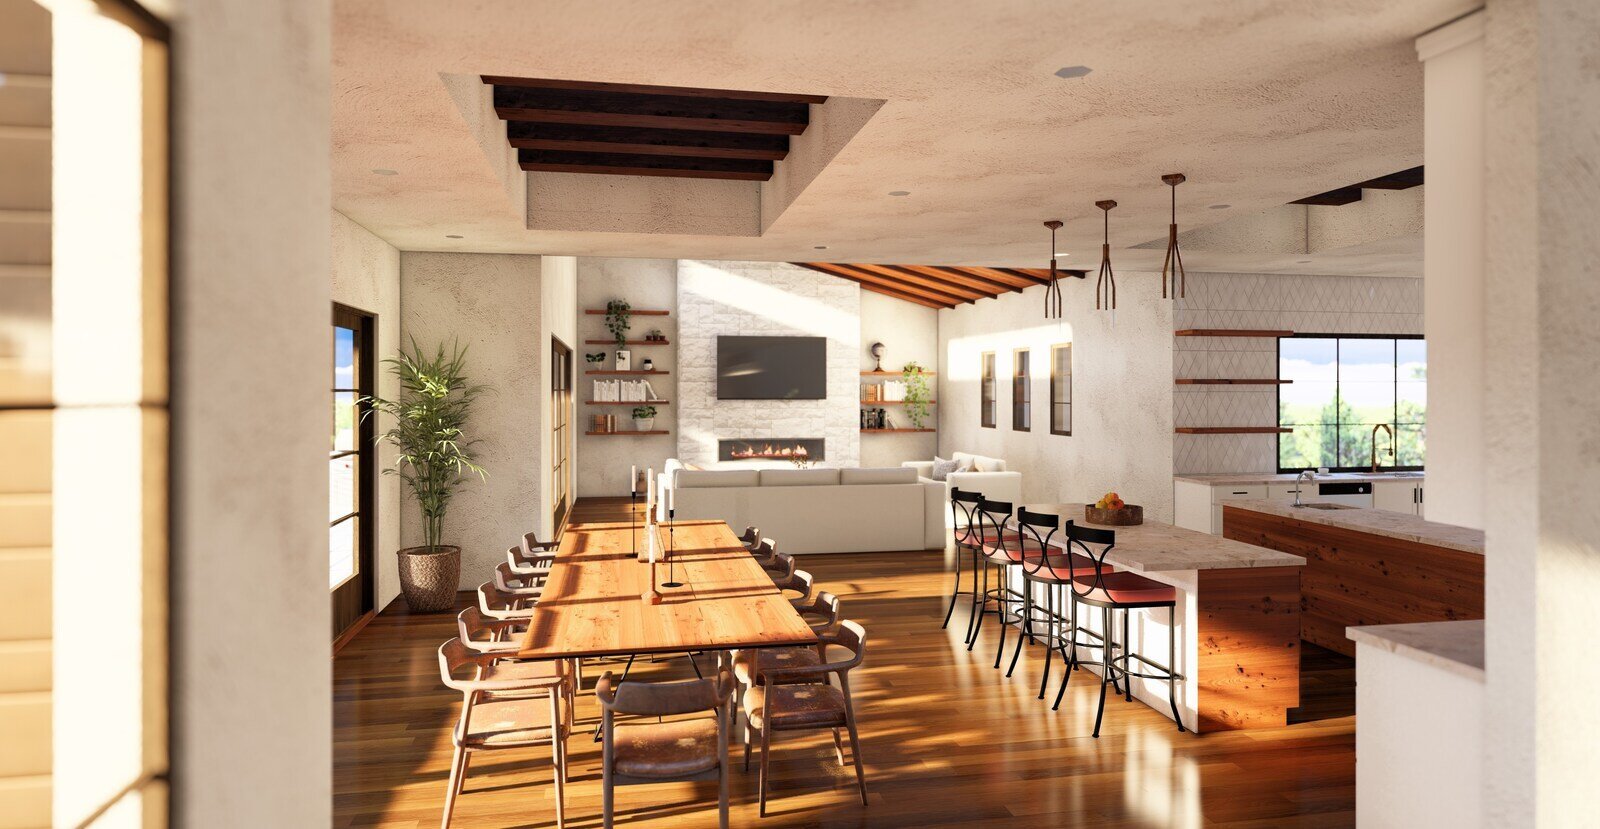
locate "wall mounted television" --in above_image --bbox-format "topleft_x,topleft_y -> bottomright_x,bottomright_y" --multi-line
716,335 -> 827,400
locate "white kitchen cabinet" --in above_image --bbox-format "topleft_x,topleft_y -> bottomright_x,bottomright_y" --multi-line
1373,480 -> 1424,515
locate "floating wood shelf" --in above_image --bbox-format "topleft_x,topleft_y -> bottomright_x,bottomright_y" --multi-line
860,400 -> 937,405
585,309 -> 670,316
585,339 -> 671,346
1175,379 -> 1293,385
861,370 -> 937,376
1175,427 -> 1294,435
585,430 -> 671,436
584,370 -> 670,376
861,428 -> 935,433
1174,329 -> 1294,338
586,400 -> 670,406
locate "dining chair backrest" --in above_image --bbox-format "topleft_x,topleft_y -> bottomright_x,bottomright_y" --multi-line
495,561 -> 542,593
776,569 -> 814,605
597,669 -> 734,717
522,531 -> 557,556
819,619 -> 867,674
478,580 -> 535,619
437,637 -> 486,691
797,590 -> 843,631
1064,521 -> 1117,596
456,606 -> 522,652
766,552 -> 797,581
1016,507 -> 1062,577
740,526 -> 761,548
753,538 -> 778,559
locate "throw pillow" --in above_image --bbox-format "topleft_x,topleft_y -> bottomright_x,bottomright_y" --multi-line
931,455 -> 962,482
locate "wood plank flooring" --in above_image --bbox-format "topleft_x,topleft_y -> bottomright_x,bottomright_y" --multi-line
334,497 -> 1356,828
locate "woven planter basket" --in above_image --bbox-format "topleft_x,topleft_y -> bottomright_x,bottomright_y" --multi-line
397,545 -> 460,612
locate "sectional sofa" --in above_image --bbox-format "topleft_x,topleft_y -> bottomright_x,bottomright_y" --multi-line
902,452 -> 1023,525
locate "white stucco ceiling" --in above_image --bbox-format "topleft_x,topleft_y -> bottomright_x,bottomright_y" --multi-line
332,0 -> 1473,275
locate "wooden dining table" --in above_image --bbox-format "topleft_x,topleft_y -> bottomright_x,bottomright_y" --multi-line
516,517 -> 819,661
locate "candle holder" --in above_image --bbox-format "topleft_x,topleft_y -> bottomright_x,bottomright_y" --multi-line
662,508 -> 684,588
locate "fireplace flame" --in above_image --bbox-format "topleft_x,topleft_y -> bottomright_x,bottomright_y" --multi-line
728,441 -> 812,460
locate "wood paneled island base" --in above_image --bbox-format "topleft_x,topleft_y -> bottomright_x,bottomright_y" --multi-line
1195,566 -> 1303,730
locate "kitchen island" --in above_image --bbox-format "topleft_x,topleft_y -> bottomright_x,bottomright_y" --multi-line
1221,499 -> 1484,656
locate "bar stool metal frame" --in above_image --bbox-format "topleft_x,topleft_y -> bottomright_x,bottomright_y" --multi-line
941,488 -> 983,631
966,499 -> 1033,664
1059,522 -> 1187,737
1007,508 -> 1111,700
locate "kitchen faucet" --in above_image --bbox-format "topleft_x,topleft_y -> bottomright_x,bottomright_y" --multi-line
1371,424 -> 1395,473
1293,470 -> 1315,507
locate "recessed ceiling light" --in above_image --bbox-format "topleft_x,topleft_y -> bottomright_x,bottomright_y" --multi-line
1208,203 -> 1230,209
1054,66 -> 1093,79
813,245 -> 828,250
445,234 -> 463,239
888,190 -> 910,197
371,168 -> 399,176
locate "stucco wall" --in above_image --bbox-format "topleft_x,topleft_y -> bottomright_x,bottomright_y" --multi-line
330,209 -> 402,609
938,274 -> 1175,521
168,0 -> 332,825
858,290 -> 939,468
400,252 -> 541,587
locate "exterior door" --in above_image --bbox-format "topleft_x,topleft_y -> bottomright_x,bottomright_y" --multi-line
331,305 -> 376,638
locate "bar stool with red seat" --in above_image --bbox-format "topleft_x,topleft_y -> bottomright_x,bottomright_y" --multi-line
1058,522 -> 1186,737
940,488 -> 983,633
966,499 -> 1031,663
1007,508 -> 1111,697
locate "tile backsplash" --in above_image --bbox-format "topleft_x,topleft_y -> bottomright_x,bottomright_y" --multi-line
1173,272 -> 1422,475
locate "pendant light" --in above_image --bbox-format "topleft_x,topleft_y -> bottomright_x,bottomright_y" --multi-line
1161,173 -> 1187,299
1094,200 -> 1117,311
1043,219 -> 1064,319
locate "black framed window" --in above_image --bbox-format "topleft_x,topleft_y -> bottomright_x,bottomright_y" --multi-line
1050,343 -> 1072,436
980,351 -> 996,428
1012,348 -> 1030,431
1277,334 -> 1426,472
330,306 -> 374,593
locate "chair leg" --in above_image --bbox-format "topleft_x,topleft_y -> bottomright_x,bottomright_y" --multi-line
832,727 -> 846,764
1006,580 -> 1030,677
758,724 -> 774,817
1038,587 -> 1055,700
440,744 -> 468,829
1123,609 -> 1133,703
967,563 -> 988,650
743,717 -> 752,771
550,694 -> 565,829
992,581 -> 1009,669
1168,605 -> 1187,733
844,707 -> 868,805
1092,607 -> 1112,738
941,544 -> 963,629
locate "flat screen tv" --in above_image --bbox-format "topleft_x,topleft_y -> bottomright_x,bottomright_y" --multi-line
716,335 -> 827,400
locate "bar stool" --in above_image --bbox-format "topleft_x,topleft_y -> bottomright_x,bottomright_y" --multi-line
1008,509 -> 1109,699
941,488 -> 983,631
1059,522 -> 1186,737
966,499 -> 1027,661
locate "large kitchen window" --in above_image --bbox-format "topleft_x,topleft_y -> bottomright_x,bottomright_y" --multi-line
1278,335 -> 1426,472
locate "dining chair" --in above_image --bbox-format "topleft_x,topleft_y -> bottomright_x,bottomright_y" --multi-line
507,542 -> 555,579
494,561 -> 544,599
731,591 -> 842,692
763,552 -> 797,583
596,669 -> 737,829
437,637 -> 568,829
522,530 -> 558,556
773,569 -> 814,610
750,538 -> 781,569
456,606 -> 526,653
743,620 -> 868,816
478,580 -> 536,621
796,590 -> 843,636
739,525 -> 762,551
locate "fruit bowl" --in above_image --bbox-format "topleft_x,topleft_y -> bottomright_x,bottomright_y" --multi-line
1085,503 -> 1144,526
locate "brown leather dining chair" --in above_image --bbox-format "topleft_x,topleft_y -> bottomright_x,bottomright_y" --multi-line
596,669 -> 737,829
742,620 -> 868,816
773,569 -> 815,610
437,637 -> 569,829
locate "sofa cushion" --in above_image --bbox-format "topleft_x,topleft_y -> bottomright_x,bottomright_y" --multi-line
930,456 -> 962,482
676,469 -> 760,488
953,451 -> 1006,472
840,467 -> 917,485
759,468 -> 841,487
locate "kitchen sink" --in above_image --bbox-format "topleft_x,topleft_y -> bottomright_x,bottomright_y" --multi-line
1293,502 -> 1354,510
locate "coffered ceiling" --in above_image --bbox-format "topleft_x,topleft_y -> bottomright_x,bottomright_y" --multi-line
332,0 -> 1474,276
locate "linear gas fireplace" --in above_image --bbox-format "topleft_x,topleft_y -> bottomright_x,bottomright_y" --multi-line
718,438 -> 826,463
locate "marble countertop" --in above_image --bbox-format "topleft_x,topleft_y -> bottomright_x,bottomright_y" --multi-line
1016,503 -> 1306,572
1175,471 -> 1427,485
1223,499 -> 1485,554
1347,619 -> 1485,681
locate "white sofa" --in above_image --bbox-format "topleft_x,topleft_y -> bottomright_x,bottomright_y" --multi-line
902,452 -> 1023,525
656,465 -> 945,554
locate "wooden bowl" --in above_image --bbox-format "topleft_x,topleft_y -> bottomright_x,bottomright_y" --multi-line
1085,503 -> 1144,526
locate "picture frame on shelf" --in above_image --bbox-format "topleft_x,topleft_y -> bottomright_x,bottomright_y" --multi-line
615,350 -> 632,371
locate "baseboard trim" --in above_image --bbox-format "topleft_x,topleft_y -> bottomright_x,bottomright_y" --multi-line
331,609 -> 377,656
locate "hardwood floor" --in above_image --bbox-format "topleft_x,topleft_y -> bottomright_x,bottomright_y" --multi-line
334,498 -> 1356,828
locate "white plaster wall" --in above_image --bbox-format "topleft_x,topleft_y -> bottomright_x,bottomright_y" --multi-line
400,253 -> 541,587
1355,645 -> 1484,828
539,255 -> 576,538
330,209 -> 402,609
1418,18 -> 1486,530
168,0 -> 331,824
1173,272 -> 1423,474
858,290 -> 939,468
575,257 -> 678,496
938,275 -> 1175,521
677,261 -> 860,468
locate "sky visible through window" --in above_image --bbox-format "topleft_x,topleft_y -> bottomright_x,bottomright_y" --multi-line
1279,336 -> 1425,471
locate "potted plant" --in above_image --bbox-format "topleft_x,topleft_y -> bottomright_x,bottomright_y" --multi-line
632,404 -> 657,432
363,338 -> 488,612
605,299 -> 632,348
902,361 -> 932,429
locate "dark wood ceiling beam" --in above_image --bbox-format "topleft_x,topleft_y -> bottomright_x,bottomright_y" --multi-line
845,264 -> 990,301
798,263 -> 965,307
510,137 -> 787,160
506,122 -> 789,160
854,282 -> 950,309
517,148 -> 772,180
1358,165 -> 1424,190
497,106 -> 805,135
493,86 -> 808,135
519,161 -> 769,181
482,75 -> 826,105
1008,267 -> 1089,282
1291,185 -> 1364,206
881,264 -> 1017,296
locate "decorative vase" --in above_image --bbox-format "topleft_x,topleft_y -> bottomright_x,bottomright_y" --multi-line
633,417 -> 655,432
641,358 -> 654,371
396,545 -> 461,612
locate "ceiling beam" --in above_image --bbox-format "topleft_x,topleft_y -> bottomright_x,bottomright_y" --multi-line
518,148 -> 773,180
519,161 -> 770,181
854,282 -> 950,309
506,121 -> 790,160
844,263 -> 991,302
887,264 -> 1017,295
1291,185 -> 1364,206
493,86 -> 809,135
1007,267 -> 1089,282
509,137 -> 788,160
497,106 -> 806,135
1358,165 -> 1424,190
797,263 -> 961,308
481,75 -> 827,105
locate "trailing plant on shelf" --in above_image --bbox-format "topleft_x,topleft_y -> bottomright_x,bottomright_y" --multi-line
902,361 -> 932,429
363,337 -> 489,611
631,404 -> 657,432
605,299 -> 632,348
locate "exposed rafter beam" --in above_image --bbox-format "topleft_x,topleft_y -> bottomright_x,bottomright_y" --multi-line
844,263 -> 990,302
803,263 -> 971,306
481,75 -> 827,105
884,264 -> 1021,295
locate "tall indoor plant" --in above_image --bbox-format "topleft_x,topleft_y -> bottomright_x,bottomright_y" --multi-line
364,337 -> 488,612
